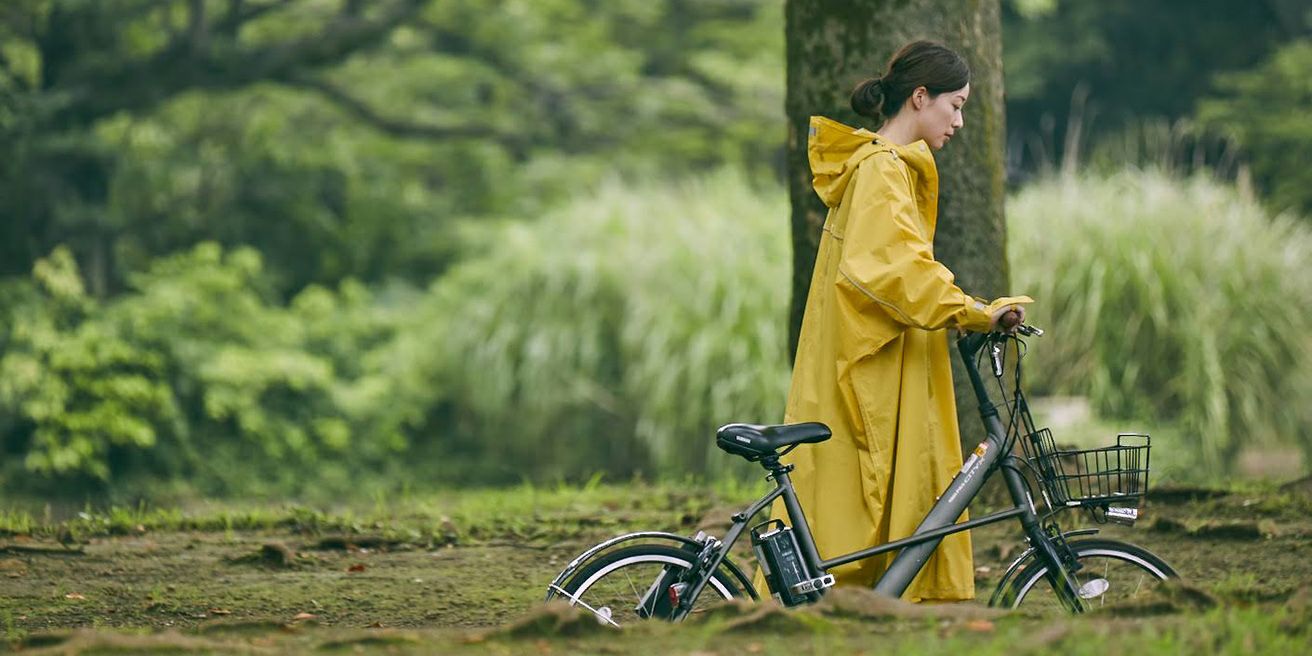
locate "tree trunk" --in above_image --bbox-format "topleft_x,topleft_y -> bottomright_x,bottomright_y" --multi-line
785,0 -> 1010,454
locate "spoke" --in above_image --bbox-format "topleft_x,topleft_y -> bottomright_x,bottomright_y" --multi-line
547,584 -> 620,628
1102,559 -> 1110,607
623,569 -> 641,604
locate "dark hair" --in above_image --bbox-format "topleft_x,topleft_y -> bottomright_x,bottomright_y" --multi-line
850,41 -> 970,122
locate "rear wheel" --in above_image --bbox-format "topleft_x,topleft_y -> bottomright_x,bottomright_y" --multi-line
995,539 -> 1176,611
551,544 -> 744,625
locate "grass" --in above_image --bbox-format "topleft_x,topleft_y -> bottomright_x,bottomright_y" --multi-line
1009,168 -> 1312,477
8,608 -> 1311,655
3,480 -> 1311,654
0,477 -> 768,542
399,168 -> 791,480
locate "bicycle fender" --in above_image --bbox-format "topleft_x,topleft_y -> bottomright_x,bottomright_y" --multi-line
987,528 -> 1100,607
544,531 -> 759,602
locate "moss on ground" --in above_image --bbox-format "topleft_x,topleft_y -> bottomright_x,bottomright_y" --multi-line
1,481 -> 1310,654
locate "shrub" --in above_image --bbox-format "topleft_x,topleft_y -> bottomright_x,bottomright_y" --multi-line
0,248 -> 182,484
0,244 -> 408,495
1009,169 -> 1312,473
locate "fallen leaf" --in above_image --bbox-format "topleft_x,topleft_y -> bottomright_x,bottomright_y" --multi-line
965,619 -> 995,633
64,592 -> 86,600
348,563 -> 366,572
292,612 -> 317,621
208,608 -> 232,615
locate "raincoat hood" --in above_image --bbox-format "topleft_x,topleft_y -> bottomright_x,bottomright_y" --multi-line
807,115 -> 935,208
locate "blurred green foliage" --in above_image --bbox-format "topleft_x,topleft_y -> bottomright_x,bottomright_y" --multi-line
1001,0 -> 1312,218
0,244 -> 410,495
1002,0 -> 1304,116
0,248 -> 181,481
2,1 -> 1311,496
6,168 -> 1309,494
1197,39 -> 1312,216
1,171 -> 789,494
0,0 -> 784,296
1010,170 -> 1312,472
405,170 -> 790,481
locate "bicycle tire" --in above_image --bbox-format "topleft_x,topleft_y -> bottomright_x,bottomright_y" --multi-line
551,544 -> 744,625
994,538 -> 1177,611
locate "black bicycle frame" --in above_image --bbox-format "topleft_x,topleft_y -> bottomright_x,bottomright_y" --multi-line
673,332 -> 1083,619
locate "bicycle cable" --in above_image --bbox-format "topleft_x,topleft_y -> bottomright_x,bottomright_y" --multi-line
979,334 -> 1062,514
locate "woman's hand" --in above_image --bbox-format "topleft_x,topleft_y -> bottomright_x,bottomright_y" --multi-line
989,304 -> 1026,334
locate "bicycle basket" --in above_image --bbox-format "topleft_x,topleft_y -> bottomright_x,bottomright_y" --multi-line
1020,429 -> 1150,507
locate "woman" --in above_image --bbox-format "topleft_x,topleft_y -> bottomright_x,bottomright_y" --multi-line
761,41 -> 1030,602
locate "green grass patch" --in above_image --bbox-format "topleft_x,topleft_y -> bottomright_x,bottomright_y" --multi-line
0,477 -> 770,542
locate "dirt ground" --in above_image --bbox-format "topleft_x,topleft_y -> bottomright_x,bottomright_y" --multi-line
2,483 -> 1310,654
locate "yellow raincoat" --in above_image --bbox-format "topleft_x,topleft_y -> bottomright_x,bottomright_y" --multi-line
758,116 -> 1030,601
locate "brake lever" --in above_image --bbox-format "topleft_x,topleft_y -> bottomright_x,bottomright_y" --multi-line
1016,324 -> 1044,337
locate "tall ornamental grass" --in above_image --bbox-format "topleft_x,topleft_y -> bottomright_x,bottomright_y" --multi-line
1009,170 -> 1312,473
405,170 -> 792,480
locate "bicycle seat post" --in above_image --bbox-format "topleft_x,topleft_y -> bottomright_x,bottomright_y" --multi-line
760,454 -> 792,476
759,452 -> 824,578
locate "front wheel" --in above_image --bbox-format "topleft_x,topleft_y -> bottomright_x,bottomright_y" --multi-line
994,539 -> 1177,611
548,544 -> 744,625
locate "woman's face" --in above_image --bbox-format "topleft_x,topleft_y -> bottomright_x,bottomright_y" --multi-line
914,83 -> 969,150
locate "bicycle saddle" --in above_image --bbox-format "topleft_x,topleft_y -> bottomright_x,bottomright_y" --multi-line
715,422 -> 831,460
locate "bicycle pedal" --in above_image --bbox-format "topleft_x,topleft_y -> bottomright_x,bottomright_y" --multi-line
790,574 -> 836,596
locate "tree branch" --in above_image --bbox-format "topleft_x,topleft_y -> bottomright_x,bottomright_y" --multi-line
47,0 -> 426,129
280,73 -> 528,155
215,0 -> 295,35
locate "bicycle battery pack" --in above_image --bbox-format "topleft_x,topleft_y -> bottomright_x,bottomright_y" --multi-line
751,519 -> 816,607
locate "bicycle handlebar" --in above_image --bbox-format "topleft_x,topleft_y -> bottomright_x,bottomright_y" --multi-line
1015,324 -> 1044,337
957,323 -> 1043,366
956,324 -> 1042,424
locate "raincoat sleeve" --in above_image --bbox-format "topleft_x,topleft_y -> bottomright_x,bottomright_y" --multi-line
836,156 -> 1029,334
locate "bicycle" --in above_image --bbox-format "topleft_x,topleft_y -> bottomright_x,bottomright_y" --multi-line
544,324 -> 1176,624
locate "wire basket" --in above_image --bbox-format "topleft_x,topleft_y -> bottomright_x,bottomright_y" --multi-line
1021,429 -> 1151,507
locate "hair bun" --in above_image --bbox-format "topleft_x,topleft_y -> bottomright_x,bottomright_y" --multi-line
850,76 -> 885,120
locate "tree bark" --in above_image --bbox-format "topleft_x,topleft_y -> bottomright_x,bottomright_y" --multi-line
785,0 -> 1010,453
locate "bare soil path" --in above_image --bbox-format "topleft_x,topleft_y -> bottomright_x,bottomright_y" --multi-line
2,484 -> 1310,654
